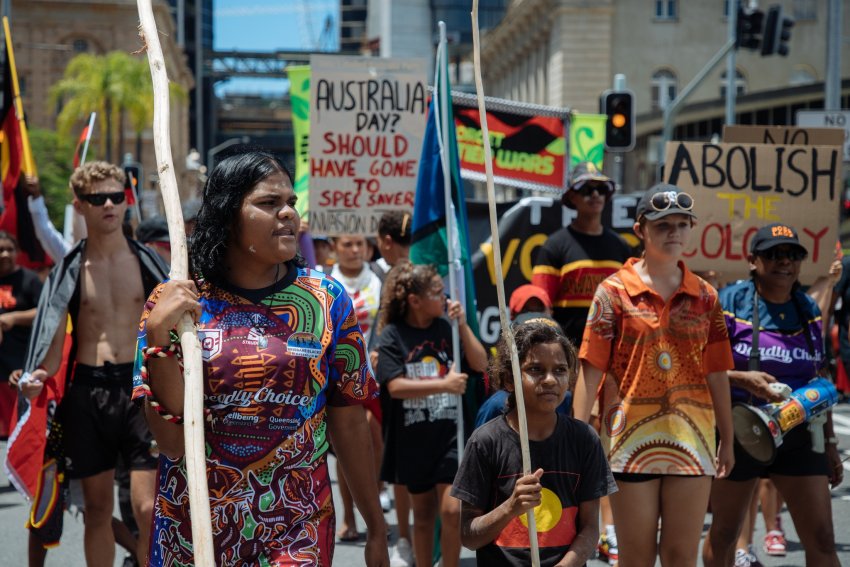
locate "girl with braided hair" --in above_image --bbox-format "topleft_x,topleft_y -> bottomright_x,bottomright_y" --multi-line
375,260 -> 488,567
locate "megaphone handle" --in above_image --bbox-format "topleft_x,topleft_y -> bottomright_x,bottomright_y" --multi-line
809,413 -> 827,454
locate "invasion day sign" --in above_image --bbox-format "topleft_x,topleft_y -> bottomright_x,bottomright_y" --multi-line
309,55 -> 427,236
664,141 -> 842,283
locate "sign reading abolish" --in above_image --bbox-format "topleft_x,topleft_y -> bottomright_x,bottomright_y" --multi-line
664,141 -> 842,283
308,55 -> 427,236
452,95 -> 567,193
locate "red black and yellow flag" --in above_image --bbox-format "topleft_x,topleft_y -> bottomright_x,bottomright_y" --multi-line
0,17 -> 50,269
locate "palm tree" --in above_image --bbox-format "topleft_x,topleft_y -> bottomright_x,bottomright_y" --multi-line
49,51 -> 185,163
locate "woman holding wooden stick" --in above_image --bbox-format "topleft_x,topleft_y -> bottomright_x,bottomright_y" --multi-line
132,151 -> 389,566
573,183 -> 735,566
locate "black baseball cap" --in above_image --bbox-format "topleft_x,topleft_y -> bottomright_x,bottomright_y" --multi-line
749,223 -> 808,255
636,183 -> 697,221
562,162 -> 614,209
135,215 -> 170,244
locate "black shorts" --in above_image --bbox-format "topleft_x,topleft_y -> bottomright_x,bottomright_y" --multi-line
612,472 -> 664,483
60,362 -> 158,479
728,425 -> 830,481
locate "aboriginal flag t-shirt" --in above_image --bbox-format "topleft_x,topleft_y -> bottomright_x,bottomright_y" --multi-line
452,415 -> 616,567
132,265 -> 378,566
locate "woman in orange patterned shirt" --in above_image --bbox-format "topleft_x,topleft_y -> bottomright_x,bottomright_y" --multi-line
573,184 -> 735,567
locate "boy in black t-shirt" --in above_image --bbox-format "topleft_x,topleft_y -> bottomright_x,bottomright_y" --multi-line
452,320 -> 615,566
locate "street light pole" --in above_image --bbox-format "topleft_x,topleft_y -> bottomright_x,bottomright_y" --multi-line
825,0 -> 842,111
725,1 -> 738,125
206,136 -> 249,171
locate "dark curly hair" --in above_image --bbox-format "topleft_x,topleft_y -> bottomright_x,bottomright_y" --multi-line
377,260 -> 439,333
189,150 -> 305,287
489,321 -> 577,411
377,210 -> 412,246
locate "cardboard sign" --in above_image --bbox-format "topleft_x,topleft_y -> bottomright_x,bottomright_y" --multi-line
664,141 -> 842,283
308,55 -> 427,236
723,125 -> 844,148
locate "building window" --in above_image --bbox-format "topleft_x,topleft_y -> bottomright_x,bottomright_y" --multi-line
655,0 -> 677,20
72,39 -> 89,53
793,0 -> 816,21
651,69 -> 677,110
790,66 -> 817,86
719,69 -> 747,97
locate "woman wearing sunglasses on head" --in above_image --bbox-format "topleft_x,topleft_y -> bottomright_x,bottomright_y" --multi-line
573,183 -> 735,567
702,223 -> 841,567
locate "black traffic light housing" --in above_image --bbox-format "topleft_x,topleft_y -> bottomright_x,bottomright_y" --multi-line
761,5 -> 794,56
601,89 -> 635,152
123,163 -> 142,203
736,6 -> 764,51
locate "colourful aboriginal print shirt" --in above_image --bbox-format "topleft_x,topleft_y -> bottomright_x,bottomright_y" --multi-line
132,265 -> 378,566
579,258 -> 734,476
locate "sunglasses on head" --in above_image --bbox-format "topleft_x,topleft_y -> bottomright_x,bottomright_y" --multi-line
574,183 -> 613,198
78,191 -> 126,206
758,248 -> 807,262
650,191 -> 694,212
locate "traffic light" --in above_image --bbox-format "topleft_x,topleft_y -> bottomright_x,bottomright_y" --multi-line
761,5 -> 794,56
736,7 -> 764,51
601,90 -> 635,152
123,163 -> 142,206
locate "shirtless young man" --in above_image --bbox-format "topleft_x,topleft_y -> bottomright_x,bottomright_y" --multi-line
20,162 -> 168,566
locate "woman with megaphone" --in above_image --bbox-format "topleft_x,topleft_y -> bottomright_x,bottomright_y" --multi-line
703,222 -> 842,567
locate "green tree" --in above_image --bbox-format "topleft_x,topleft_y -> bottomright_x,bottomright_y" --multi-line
48,51 -> 185,163
27,127 -> 76,228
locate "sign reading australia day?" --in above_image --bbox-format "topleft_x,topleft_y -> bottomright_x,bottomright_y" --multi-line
308,55 -> 427,236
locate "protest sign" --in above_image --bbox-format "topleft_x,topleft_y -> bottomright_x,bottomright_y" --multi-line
308,55 -> 427,236
664,141 -> 842,283
467,195 -> 639,346
287,65 -> 311,217
723,124 -> 844,148
796,110 -> 850,162
451,92 -> 569,193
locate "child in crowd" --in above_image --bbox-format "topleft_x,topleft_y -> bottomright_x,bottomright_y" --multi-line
375,261 -> 488,567
452,319 -> 616,566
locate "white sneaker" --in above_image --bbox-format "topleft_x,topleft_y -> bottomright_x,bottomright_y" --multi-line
389,537 -> 413,567
379,488 -> 392,512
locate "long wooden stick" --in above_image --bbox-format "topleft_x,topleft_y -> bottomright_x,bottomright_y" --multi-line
471,3 -> 541,566
136,2 -> 215,564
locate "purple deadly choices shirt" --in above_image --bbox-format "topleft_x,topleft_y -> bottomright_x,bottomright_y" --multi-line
719,280 -> 824,404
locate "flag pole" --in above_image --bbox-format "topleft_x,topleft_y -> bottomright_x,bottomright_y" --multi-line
471,2 -> 540,565
435,21 -> 465,462
136,1 -> 215,564
2,17 -> 35,175
80,112 -> 96,165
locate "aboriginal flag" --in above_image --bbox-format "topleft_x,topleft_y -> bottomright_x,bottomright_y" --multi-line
0,29 -> 50,269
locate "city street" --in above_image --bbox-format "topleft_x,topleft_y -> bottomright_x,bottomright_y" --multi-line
1,404 -> 849,565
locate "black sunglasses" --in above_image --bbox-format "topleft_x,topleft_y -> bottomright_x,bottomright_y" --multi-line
573,182 -> 614,198
78,191 -> 126,206
650,191 -> 694,212
758,248 -> 807,262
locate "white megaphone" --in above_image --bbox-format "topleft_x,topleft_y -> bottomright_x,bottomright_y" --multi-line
732,377 -> 839,465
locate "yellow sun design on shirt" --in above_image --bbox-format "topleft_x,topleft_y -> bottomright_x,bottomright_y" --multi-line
518,487 -> 562,531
